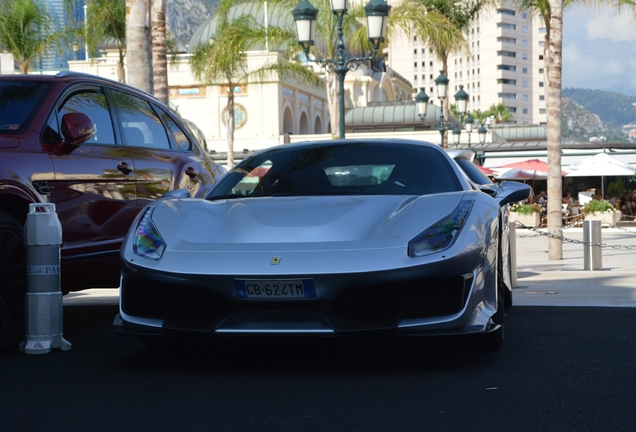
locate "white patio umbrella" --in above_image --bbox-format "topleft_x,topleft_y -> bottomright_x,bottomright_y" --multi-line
565,153 -> 636,197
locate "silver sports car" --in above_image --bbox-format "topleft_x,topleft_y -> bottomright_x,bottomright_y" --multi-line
112,139 -> 531,349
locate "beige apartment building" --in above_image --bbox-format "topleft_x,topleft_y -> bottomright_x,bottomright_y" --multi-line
386,0 -> 547,125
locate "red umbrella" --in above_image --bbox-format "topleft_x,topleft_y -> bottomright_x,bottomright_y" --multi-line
499,159 -> 567,176
477,165 -> 494,175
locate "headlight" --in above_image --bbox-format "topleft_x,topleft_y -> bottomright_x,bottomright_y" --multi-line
133,207 -> 166,260
408,200 -> 473,257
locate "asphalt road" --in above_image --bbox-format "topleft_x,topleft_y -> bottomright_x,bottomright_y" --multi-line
2,305 -> 636,432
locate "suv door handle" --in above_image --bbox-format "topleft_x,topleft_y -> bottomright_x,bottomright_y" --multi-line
185,166 -> 198,179
117,162 -> 133,175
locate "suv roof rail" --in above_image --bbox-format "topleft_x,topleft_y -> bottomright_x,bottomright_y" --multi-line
55,71 -> 158,100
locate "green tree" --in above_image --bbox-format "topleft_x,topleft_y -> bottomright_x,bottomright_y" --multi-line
422,0 -> 497,146
0,0 -> 51,73
72,0 -> 127,82
515,0 -> 636,260
190,10 -> 322,166
485,102 -> 514,123
222,0 -> 462,140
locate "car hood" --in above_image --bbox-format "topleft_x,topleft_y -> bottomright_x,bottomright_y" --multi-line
150,193 -> 471,252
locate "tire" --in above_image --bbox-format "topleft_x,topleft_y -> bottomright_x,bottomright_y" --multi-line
0,212 -> 27,353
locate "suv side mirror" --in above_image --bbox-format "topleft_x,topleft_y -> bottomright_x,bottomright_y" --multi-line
59,113 -> 96,153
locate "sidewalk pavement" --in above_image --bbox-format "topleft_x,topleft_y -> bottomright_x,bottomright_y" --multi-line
513,222 -> 636,307
63,222 -> 636,308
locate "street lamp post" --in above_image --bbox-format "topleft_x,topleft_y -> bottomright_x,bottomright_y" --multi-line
415,71 -> 470,148
476,124 -> 488,165
292,0 -> 391,139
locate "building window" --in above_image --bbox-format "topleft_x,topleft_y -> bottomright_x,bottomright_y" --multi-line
539,55 -> 544,60
522,13 -> 528,19
539,68 -> 544,73
498,9 -> 516,15
414,62 -> 418,68
522,81 -> 528,87
539,41 -> 545,47
498,92 -> 517,99
430,61 -> 433,66
522,67 -> 528,73
414,76 -> 418,83
539,95 -> 545,100
498,37 -> 516,44
498,51 -> 517,57
497,64 -> 517,71
539,27 -> 547,33
522,40 -> 528,46
414,49 -> 417,55
421,48 -> 426,54
522,26 -> 528,33
522,94 -> 529,101
539,81 -> 544,87
522,53 -> 528,60
422,74 -> 426,80
523,108 -> 528,114
498,23 -> 516,30
508,107 -> 517,113
539,108 -> 546,114
430,74 -> 433,79
498,79 -> 517,85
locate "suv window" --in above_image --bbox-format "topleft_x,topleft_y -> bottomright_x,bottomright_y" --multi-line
110,89 -> 171,150
156,108 -> 192,151
42,90 -> 116,145
0,81 -> 52,133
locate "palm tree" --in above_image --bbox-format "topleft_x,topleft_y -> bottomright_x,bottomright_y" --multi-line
152,0 -> 168,104
76,0 -> 127,83
515,0 -> 635,260
190,11 -> 322,166
221,0 -> 462,139
126,0 -> 153,93
420,0 -> 497,146
485,102 -> 514,123
0,0 -> 51,73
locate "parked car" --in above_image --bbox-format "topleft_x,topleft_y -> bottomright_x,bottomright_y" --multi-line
0,72 -> 225,351
446,150 -> 519,309
112,139 -> 530,349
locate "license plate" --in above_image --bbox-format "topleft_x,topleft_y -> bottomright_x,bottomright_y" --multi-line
235,279 -> 315,299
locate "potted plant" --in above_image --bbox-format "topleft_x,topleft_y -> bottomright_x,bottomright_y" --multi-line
582,199 -> 621,226
508,202 -> 542,227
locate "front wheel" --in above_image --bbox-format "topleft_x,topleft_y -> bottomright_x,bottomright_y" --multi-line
0,212 -> 27,353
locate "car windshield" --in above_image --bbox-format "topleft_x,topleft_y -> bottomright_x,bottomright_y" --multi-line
0,81 -> 52,133
454,158 -> 493,185
207,141 -> 463,199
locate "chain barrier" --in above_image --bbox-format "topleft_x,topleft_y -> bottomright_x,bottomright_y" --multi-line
514,220 -> 636,250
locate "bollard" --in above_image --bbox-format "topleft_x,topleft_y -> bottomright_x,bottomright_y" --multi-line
19,203 -> 71,354
583,219 -> 602,271
509,221 -> 517,288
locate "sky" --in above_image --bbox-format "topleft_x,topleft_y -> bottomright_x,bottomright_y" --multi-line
562,5 -> 636,96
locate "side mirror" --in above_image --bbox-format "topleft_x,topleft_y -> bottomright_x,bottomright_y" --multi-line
59,113 -> 96,153
496,181 -> 532,207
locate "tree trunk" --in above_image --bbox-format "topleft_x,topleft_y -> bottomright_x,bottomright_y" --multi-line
126,0 -> 153,93
546,1 -> 564,260
226,88 -> 235,167
117,45 -> 126,83
151,0 -> 168,104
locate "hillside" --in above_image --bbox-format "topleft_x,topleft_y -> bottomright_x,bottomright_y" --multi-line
167,0 -> 219,48
562,88 -> 636,142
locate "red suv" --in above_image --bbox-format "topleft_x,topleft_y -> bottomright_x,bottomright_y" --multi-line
0,72 -> 224,350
